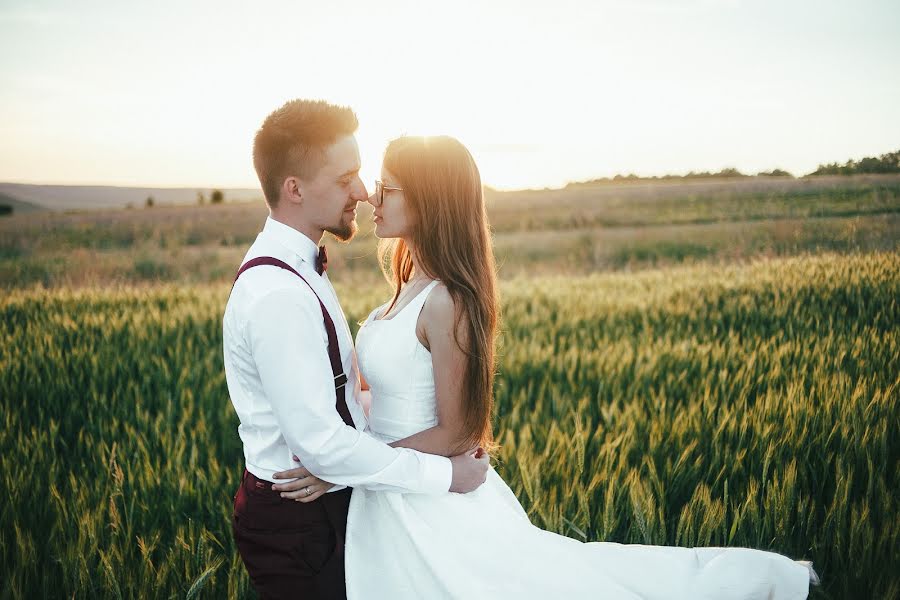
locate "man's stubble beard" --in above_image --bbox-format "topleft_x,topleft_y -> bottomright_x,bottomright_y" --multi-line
325,214 -> 358,242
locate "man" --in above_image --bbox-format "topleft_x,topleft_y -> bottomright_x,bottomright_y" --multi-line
223,99 -> 489,599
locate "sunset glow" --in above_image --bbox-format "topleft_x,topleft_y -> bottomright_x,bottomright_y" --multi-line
1,0 -> 898,191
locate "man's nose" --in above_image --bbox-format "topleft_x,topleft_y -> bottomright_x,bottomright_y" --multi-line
351,176 -> 368,201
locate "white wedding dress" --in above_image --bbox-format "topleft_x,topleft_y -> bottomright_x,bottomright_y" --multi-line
345,280 -> 817,599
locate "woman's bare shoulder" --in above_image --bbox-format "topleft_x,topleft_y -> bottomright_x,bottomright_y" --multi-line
417,282 -> 461,348
422,282 -> 454,321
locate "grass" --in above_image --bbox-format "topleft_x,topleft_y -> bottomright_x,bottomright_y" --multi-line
1,176 -> 898,288
1,252 -> 897,598
486,177 -> 900,232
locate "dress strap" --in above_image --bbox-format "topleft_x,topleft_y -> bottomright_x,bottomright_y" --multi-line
405,280 -> 440,320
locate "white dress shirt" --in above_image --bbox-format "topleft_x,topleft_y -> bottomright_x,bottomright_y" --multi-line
223,216 -> 452,494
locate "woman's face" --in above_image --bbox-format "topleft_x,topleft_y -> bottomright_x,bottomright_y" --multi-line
369,167 -> 413,239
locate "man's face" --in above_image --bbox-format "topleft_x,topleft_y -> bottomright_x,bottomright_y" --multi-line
300,134 -> 367,241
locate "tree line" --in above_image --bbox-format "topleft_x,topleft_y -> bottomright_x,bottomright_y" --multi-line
808,149 -> 900,176
144,189 -> 225,208
565,149 -> 900,188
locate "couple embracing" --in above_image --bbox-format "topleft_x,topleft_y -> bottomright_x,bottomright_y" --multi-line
222,99 -> 818,599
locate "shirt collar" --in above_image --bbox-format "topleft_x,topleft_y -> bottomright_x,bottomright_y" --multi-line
262,216 -> 320,267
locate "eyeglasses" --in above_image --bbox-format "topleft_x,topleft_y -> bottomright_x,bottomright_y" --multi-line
374,180 -> 403,207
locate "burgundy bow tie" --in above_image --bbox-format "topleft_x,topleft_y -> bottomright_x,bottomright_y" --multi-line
315,245 -> 328,275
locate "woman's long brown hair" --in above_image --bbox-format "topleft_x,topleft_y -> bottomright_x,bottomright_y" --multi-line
379,136 -> 498,454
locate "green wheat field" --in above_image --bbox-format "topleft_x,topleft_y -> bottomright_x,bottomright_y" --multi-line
1,177 -> 899,598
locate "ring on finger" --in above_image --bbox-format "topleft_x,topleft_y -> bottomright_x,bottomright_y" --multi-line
305,486 -> 312,496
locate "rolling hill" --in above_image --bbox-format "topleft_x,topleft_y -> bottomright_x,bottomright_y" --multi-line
0,183 -> 263,212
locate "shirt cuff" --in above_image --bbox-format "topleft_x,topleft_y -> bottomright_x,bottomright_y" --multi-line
416,453 -> 453,494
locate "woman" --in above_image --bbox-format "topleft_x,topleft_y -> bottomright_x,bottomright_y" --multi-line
317,135 -> 818,599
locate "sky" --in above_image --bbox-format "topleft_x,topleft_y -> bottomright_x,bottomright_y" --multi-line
1,0 -> 898,191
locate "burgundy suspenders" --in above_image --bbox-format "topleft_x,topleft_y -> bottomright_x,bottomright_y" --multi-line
233,257 -> 355,428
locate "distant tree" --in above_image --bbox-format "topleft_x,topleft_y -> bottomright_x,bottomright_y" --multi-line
856,150 -> 900,173
0,204 -> 12,217
757,169 -> 793,177
145,196 -> 154,208
811,162 -> 842,175
567,168 -> 757,186
211,189 -> 225,204
197,191 -> 206,205
809,149 -> 900,176
613,173 -> 639,181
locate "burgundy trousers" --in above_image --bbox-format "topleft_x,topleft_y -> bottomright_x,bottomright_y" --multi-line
233,469 -> 353,600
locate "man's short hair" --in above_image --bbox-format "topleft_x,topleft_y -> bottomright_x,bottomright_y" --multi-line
252,99 -> 359,207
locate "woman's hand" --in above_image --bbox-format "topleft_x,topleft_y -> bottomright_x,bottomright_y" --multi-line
271,456 -> 336,503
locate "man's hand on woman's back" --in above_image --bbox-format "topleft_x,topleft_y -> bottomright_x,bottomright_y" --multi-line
449,447 -> 489,493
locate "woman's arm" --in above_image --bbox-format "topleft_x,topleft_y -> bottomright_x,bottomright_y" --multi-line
389,284 -> 471,457
389,424 -> 464,457
358,371 -> 372,418
358,389 -> 372,419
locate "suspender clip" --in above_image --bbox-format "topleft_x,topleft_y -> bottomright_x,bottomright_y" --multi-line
334,373 -> 348,389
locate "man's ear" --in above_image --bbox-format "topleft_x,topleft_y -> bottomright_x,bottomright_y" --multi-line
282,176 -> 303,206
